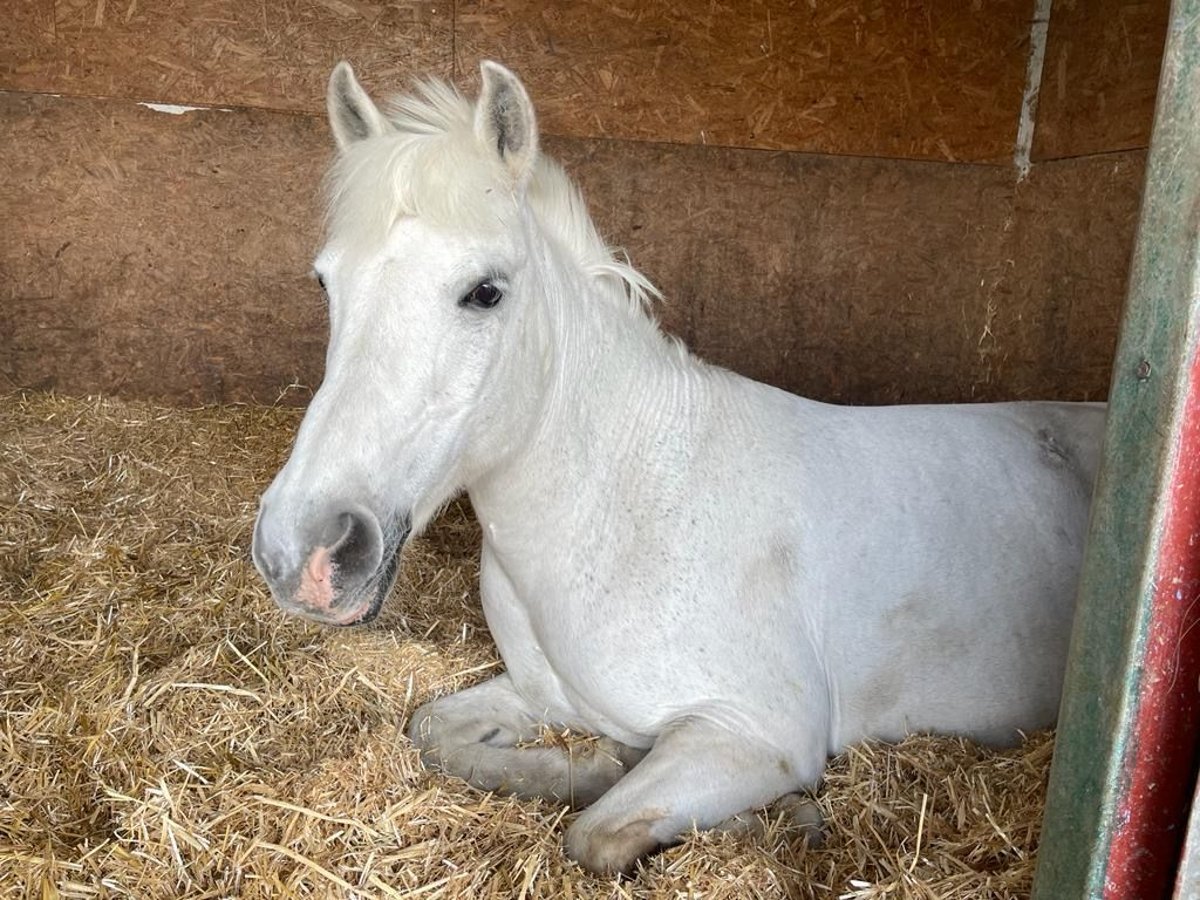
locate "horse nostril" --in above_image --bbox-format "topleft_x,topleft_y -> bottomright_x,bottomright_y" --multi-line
253,502 -> 385,605
325,508 -> 383,583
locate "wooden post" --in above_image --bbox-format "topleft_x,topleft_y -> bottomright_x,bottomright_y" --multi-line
1031,3 -> 1200,898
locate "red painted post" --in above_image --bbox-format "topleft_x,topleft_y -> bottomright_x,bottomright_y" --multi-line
1032,4 -> 1200,898
1105,349 -> 1200,896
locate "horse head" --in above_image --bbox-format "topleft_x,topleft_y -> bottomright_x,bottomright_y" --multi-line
252,62 -> 545,625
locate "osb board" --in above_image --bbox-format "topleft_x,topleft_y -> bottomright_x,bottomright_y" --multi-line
8,1 -> 1033,162
981,151 -> 1146,400
560,140 -> 1017,404
455,0 -> 1035,162
565,142 -> 1138,404
1032,0 -> 1169,161
1,0 -> 448,112
1,91 -> 1138,407
0,92 -> 331,403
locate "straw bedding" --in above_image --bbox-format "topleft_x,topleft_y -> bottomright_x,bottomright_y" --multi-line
1,392 -> 1050,898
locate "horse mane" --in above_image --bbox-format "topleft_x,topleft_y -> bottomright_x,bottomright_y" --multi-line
324,78 -> 661,312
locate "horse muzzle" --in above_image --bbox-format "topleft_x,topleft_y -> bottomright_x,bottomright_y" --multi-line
251,501 -> 409,626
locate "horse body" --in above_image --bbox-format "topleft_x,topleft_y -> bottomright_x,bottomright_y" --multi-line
475,376 -> 1100,755
251,60 -> 1104,874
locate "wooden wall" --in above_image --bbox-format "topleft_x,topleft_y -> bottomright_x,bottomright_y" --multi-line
1,1 -> 1169,405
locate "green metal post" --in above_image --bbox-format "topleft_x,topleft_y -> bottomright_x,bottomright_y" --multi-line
1032,4 -> 1200,898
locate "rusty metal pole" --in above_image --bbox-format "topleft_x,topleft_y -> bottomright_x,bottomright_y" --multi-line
1031,4 -> 1200,899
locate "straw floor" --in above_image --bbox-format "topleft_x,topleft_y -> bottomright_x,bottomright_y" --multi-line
1,393 -> 1051,898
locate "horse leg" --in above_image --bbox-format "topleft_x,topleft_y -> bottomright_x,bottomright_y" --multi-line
564,716 -> 825,875
712,792 -> 825,846
407,674 -> 646,807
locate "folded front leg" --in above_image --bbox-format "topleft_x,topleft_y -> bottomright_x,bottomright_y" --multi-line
407,674 -> 646,807
564,715 -> 826,875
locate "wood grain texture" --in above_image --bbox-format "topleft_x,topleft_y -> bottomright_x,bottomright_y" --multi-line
974,153 -> 1142,400
456,0 -> 1034,161
6,1 -> 1035,162
0,92 -> 330,404
565,140 -> 1139,404
5,0 -> 1039,162
1,0 -> 449,111
559,140 -> 1014,403
1,92 -> 1138,406
1033,0 -> 1169,160
984,151 -> 1145,400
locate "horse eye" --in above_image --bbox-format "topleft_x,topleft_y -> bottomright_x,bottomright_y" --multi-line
315,273 -> 328,293
461,281 -> 503,310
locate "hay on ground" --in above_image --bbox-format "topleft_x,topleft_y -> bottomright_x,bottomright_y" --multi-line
0,392 -> 1051,898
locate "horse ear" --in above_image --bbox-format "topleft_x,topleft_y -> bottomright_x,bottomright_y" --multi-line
474,61 -> 538,185
327,62 -> 391,150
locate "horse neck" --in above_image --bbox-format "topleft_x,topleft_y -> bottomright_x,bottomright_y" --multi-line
466,226 -> 704,537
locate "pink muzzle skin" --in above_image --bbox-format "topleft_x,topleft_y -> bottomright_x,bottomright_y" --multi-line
293,545 -> 371,626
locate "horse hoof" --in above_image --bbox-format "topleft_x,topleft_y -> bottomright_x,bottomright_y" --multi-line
565,817 -> 659,876
712,793 -> 825,843
776,793 -> 825,847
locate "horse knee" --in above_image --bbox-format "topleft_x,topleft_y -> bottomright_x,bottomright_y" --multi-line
565,815 -> 662,876
406,699 -> 438,750
557,717 -> 826,873
407,698 -> 468,758
407,696 -> 520,763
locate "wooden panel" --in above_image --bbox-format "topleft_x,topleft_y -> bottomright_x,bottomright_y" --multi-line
1,0 -> 449,111
579,144 -> 1135,405
986,152 -> 1146,400
5,1 -> 1033,162
456,0 -> 1034,162
559,140 -> 1016,403
0,92 -> 330,404
1033,0 -> 1169,161
1,92 -> 1138,408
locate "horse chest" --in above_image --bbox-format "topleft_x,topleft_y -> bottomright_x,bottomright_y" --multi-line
490,549 -> 781,741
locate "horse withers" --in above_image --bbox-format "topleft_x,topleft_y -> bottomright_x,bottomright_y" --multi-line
251,60 -> 1104,875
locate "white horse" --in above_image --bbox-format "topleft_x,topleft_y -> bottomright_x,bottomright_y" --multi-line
252,60 -> 1105,875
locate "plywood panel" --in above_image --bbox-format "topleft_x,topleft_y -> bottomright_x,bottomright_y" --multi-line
558,140 -> 1016,402
1,0 -> 449,111
985,151 -> 1145,399
0,92 -> 330,404
577,142 -> 1139,402
2,92 -> 1136,407
5,1 -> 1034,161
456,0 -> 1034,162
1033,0 -> 1168,160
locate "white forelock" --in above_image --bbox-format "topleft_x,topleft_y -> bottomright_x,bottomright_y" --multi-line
323,77 -> 661,312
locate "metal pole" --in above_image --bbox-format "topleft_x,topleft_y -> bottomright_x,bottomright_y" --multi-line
1032,3 -> 1200,898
